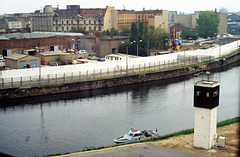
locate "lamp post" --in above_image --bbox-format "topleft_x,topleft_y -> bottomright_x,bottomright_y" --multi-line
122,41 -> 129,74
36,47 -> 41,84
219,37 -> 221,58
136,40 -> 142,57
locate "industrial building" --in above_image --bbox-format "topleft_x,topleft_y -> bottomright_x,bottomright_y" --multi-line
5,53 -> 40,69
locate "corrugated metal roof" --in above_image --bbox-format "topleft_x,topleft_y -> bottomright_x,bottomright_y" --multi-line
32,32 -> 83,37
0,32 -> 83,40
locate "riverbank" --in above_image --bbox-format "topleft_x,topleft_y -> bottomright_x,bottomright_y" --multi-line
49,117 -> 239,157
1,49 -> 240,100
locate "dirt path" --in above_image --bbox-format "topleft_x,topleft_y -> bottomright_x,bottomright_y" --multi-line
150,122 -> 239,157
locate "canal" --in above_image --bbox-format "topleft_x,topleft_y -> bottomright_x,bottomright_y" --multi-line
0,65 -> 239,157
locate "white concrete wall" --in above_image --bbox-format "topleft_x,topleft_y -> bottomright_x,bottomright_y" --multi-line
194,107 -> 218,149
0,40 -> 239,82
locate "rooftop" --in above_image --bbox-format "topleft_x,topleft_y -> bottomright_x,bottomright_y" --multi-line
195,80 -> 220,88
38,51 -> 71,56
4,17 -> 19,22
0,32 -> 83,40
5,54 -> 28,60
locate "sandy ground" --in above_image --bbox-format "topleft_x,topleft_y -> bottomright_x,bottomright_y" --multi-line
150,122 -> 239,157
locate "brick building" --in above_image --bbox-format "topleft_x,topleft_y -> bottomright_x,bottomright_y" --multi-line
0,32 -> 82,56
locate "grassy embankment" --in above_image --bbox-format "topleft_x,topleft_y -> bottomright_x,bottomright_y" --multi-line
46,117 -> 240,156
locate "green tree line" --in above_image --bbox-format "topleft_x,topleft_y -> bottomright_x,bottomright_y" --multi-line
119,22 -> 169,56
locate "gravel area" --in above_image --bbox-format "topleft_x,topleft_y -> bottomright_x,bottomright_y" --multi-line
150,122 -> 239,157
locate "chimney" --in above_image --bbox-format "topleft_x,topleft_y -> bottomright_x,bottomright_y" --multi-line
96,31 -> 101,38
143,7 -> 145,11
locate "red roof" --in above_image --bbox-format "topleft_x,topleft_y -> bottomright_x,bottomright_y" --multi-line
80,9 -> 106,17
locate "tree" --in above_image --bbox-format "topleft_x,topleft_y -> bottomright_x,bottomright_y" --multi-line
120,27 -> 130,36
147,26 -> 169,50
69,27 -> 86,34
195,11 -> 220,38
129,22 -> 138,55
181,28 -> 198,40
102,27 -> 119,36
110,27 -> 119,36
140,26 -> 149,56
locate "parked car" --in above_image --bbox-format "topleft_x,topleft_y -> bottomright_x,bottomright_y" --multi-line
98,58 -> 105,61
79,50 -> 87,54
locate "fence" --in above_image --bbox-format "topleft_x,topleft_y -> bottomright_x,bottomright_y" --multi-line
0,55 -> 214,89
1,40 -> 239,89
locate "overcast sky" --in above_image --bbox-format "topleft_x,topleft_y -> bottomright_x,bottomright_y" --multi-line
0,0 -> 239,15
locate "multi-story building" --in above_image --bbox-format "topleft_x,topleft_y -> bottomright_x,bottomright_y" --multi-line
4,17 -> 22,31
174,11 -> 228,35
228,14 -> 240,35
30,5 -> 55,32
31,5 -> 117,33
117,8 -> 169,32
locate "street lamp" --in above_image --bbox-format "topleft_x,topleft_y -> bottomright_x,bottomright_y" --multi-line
137,40 -> 142,57
132,40 -> 142,57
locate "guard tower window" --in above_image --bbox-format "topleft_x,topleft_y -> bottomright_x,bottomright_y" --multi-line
206,92 -> 210,97
213,90 -> 219,96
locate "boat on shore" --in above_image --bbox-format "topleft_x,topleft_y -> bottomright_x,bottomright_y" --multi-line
114,128 -> 159,144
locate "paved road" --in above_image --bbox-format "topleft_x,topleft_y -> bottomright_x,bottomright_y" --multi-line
58,143 -> 205,157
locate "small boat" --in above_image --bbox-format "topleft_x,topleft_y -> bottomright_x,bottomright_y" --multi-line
114,128 -> 159,144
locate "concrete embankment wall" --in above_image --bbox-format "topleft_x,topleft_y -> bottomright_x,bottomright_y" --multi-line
0,52 -> 240,100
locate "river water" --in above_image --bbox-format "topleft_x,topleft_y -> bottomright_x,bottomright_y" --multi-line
0,65 -> 239,157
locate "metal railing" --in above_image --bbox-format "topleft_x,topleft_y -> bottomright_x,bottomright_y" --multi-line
0,56 -> 214,89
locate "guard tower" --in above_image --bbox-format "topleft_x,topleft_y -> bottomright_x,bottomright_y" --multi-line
193,72 -> 220,149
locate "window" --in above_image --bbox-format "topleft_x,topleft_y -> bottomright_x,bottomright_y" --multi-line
89,20 -> 91,24
206,92 -> 210,97
213,90 -> 218,96
67,21 -> 68,24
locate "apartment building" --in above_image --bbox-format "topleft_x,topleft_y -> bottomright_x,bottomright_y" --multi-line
31,5 -> 117,33
117,8 -> 169,32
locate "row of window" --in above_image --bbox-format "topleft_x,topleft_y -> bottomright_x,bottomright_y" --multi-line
54,20 -> 98,25
55,26 -> 98,31
118,14 -> 156,19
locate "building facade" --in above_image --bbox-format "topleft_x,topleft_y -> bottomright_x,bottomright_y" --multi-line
31,5 -> 118,33
79,33 -> 129,57
117,9 -> 169,32
174,11 -> 227,35
4,17 -> 23,30
30,5 -> 55,32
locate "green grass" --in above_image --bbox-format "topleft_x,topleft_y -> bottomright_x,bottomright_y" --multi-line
47,117 -> 239,156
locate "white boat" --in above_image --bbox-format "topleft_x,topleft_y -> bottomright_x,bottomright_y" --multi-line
114,128 -> 159,144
